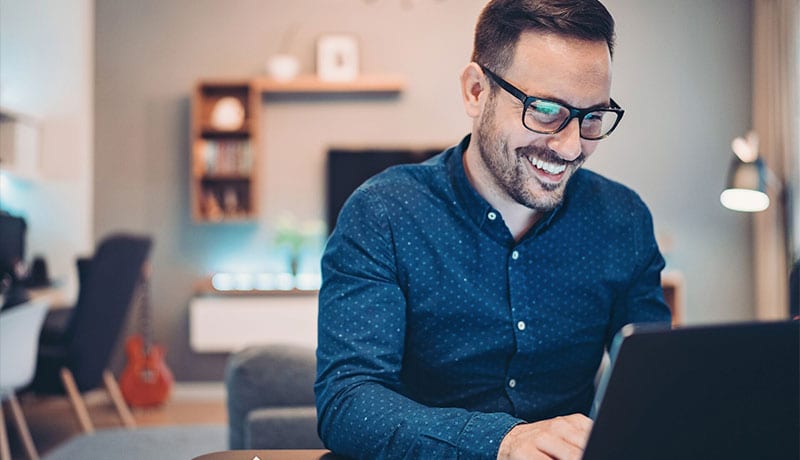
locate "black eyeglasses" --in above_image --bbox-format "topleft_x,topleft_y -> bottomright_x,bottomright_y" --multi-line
480,65 -> 624,140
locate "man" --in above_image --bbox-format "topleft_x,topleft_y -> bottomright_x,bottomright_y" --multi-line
315,0 -> 671,458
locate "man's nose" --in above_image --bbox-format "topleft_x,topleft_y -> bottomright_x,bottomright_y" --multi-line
547,118 -> 583,161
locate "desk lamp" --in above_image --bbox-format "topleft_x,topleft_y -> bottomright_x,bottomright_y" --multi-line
721,131 -> 798,318
720,131 -> 771,212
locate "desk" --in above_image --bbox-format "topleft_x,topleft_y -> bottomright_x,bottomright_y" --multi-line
27,282 -> 74,310
193,450 -> 340,460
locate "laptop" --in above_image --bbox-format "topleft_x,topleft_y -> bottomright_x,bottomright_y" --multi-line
583,320 -> 799,460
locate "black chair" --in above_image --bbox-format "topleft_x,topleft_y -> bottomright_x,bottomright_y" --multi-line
29,234 -> 152,433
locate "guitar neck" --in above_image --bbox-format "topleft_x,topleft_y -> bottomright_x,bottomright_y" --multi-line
136,275 -> 154,350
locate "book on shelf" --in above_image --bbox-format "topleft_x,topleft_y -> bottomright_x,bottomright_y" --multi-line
200,139 -> 253,176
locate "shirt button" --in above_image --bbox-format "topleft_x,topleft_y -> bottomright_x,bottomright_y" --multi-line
511,250 -> 519,260
487,212 -> 497,221
517,321 -> 526,331
508,378 -> 517,388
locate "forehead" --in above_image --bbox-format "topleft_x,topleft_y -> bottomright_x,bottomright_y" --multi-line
505,31 -> 612,107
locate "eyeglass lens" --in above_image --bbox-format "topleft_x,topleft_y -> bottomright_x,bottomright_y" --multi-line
525,100 -> 620,140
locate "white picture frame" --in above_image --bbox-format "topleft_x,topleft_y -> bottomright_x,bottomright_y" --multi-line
316,34 -> 360,82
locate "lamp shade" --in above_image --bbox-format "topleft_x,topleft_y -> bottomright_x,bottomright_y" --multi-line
720,155 -> 770,212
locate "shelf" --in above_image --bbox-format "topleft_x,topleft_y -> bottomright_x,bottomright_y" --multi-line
191,81 -> 260,222
199,174 -> 252,181
255,74 -> 406,94
200,125 -> 252,138
190,74 -> 405,223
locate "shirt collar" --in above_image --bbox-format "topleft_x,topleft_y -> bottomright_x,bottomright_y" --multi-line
446,134 -> 565,241
447,135 -> 496,231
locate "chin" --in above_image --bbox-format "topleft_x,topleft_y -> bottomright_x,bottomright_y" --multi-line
519,167 -> 575,211
526,191 -> 564,212
515,185 -> 564,212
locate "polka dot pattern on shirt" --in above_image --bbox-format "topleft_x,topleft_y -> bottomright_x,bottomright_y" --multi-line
315,135 -> 671,459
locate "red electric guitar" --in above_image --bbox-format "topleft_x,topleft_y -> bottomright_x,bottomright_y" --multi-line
120,265 -> 174,407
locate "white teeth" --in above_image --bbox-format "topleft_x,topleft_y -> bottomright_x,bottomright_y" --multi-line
529,156 -> 566,175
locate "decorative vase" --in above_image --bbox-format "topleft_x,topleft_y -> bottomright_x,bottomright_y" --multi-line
267,54 -> 300,82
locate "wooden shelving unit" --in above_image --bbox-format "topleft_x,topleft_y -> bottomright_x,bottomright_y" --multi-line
190,75 -> 405,223
256,74 -> 405,94
191,81 -> 260,222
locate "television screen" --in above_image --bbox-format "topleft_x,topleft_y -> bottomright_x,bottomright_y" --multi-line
326,147 -> 441,234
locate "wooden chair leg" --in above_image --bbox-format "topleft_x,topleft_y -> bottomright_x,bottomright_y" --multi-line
7,395 -> 38,460
0,401 -> 11,460
59,368 -> 95,434
102,370 -> 136,429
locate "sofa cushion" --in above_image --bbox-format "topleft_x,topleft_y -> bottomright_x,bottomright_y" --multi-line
225,344 -> 317,449
246,406 -> 323,449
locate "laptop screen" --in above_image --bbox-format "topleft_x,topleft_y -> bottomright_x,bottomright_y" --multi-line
584,321 -> 799,460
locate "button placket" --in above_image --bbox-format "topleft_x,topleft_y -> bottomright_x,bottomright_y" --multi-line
507,246 -> 526,398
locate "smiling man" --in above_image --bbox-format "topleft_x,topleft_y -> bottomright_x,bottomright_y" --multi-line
315,1 -> 671,459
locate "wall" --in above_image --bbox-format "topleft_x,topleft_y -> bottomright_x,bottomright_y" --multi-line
94,0 -> 754,380
0,0 -> 94,300
598,0 -> 755,321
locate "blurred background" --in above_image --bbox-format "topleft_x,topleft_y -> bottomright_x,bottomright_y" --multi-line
1,0 -> 797,383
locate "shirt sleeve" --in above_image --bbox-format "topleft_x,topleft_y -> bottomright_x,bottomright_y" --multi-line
315,186 -> 522,460
606,196 -> 672,346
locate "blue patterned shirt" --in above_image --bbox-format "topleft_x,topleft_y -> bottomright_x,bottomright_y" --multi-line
315,135 -> 671,459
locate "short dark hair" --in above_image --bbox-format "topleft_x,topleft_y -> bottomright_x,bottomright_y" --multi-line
472,0 -> 616,73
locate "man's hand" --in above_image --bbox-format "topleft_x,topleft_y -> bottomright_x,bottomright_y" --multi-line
497,414 -> 593,460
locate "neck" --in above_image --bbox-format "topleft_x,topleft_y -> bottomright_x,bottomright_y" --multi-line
503,209 -> 542,241
462,144 -> 541,241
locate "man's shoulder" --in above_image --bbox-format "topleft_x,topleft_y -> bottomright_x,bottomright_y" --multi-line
358,151 -> 450,197
333,151 -> 451,233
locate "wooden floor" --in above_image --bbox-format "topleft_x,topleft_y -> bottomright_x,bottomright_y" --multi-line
3,384 -> 227,459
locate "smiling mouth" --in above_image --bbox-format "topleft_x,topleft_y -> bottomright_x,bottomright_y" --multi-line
525,155 -> 567,175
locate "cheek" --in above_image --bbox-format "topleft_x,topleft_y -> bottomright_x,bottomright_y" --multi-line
485,106 -> 554,152
509,131 -> 552,154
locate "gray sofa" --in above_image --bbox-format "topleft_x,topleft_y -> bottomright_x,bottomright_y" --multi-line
225,344 -> 324,449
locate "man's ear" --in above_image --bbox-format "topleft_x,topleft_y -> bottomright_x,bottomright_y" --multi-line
460,62 -> 488,119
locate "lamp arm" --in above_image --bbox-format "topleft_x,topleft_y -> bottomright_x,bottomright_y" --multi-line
764,166 -> 784,194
